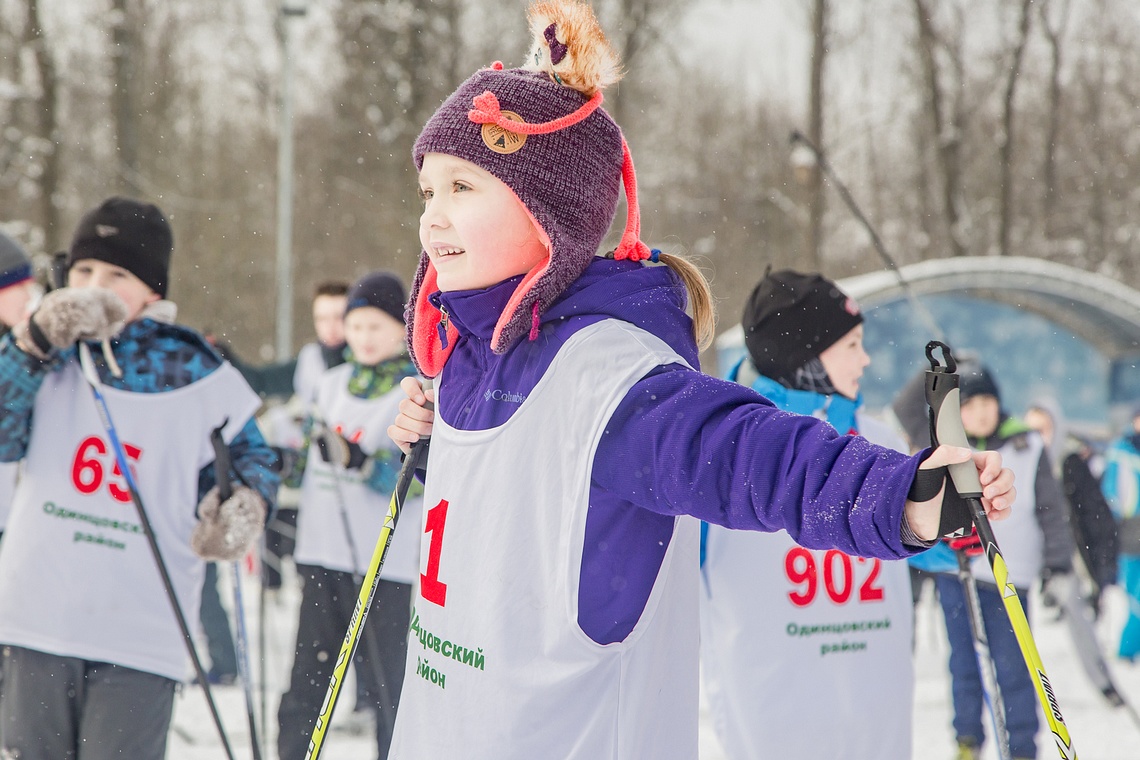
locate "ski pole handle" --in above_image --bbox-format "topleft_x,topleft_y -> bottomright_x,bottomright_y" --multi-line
923,341 -> 982,498
210,419 -> 234,502
921,340 -> 1079,758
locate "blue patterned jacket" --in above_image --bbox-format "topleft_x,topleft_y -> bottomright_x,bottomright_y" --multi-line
0,308 -> 279,509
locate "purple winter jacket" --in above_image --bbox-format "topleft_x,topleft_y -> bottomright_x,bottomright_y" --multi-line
425,258 -> 925,645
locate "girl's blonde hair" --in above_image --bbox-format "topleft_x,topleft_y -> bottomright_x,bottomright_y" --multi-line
657,252 -> 715,352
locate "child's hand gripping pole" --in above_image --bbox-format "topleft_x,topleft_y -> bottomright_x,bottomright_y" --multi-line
924,340 -> 1078,760
304,386 -> 433,760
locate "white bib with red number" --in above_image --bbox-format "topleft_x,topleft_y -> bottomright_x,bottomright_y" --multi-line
0,360 -> 260,681
700,413 -> 915,760
294,363 -> 422,582
389,320 -> 699,760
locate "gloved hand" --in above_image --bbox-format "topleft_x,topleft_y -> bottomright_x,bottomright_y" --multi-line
17,287 -> 128,358
314,426 -> 370,471
1039,570 -> 1072,610
944,527 -> 984,557
270,446 -> 301,481
190,485 -> 267,562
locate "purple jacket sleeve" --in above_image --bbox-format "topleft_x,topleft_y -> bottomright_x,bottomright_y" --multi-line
592,364 -> 925,560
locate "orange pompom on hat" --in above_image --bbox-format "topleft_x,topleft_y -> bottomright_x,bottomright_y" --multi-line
407,0 -> 654,377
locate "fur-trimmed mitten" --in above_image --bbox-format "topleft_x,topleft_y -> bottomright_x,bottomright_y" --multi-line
15,287 -> 128,359
190,485 -> 267,562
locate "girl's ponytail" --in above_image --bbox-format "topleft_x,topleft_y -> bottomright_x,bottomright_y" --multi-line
657,252 -> 715,352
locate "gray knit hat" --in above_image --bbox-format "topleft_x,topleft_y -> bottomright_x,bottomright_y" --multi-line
406,1 -> 652,377
0,231 -> 33,290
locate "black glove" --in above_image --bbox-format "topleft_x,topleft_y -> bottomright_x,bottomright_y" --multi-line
315,426 -> 369,471
270,446 -> 301,481
1039,570 -> 1072,610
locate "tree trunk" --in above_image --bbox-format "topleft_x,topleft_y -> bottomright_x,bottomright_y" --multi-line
1038,0 -> 1071,237
805,0 -> 827,271
110,0 -> 141,196
912,0 -> 966,257
997,0 -> 1033,256
25,0 -> 61,251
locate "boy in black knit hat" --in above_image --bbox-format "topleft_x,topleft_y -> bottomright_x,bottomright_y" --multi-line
701,268 -> 916,759
277,270 -> 421,760
0,196 -> 279,759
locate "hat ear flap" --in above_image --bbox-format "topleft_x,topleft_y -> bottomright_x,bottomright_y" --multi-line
408,254 -> 457,378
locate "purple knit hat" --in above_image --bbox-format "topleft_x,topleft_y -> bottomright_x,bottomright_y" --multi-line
407,1 -> 653,377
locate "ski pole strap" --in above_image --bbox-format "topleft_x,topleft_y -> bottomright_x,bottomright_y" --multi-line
923,341 -> 979,536
906,461 -> 947,502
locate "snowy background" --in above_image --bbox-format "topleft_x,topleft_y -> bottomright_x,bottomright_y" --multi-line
171,560 -> 1140,759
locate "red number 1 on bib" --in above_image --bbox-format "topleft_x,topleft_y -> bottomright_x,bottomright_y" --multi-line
421,499 -> 449,606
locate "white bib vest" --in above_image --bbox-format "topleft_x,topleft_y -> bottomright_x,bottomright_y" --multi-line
0,361 -> 260,681
700,412 -> 915,760
389,320 -> 700,760
0,461 -> 21,532
294,363 -> 421,583
967,431 -> 1045,589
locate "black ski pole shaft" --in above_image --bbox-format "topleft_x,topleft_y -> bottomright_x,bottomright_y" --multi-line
304,418 -> 431,760
210,423 -> 264,760
924,340 -> 1078,759
955,548 -> 1012,760
78,344 -> 237,760
790,130 -> 945,342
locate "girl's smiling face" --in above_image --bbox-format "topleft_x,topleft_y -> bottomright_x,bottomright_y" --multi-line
418,153 -> 548,292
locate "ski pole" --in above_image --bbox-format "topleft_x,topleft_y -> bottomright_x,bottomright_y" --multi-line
923,340 -> 1078,759
789,130 -> 944,343
309,408 -> 365,581
210,422 -> 264,760
304,416 -> 431,760
77,343 -> 237,760
954,545 -> 1012,760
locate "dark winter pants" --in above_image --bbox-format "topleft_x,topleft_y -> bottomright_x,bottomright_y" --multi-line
0,645 -> 175,760
935,574 -> 1037,758
263,506 -> 299,589
276,564 -> 411,760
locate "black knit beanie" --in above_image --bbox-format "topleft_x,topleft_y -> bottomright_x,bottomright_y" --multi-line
67,197 -> 172,297
346,271 -> 407,325
957,361 -> 1001,405
0,231 -> 33,290
742,269 -> 863,380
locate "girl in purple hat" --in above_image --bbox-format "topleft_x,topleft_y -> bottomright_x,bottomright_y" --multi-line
385,2 -> 1015,757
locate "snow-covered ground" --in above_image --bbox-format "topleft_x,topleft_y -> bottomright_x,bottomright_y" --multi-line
170,562 -> 1140,759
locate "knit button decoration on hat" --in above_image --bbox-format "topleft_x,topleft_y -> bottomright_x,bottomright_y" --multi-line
346,270 -> 408,324
407,0 -> 653,377
67,196 -> 173,298
742,268 -> 863,382
0,231 -> 33,291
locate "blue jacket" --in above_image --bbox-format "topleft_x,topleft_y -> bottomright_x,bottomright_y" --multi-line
424,258 -> 925,645
0,315 -> 278,508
